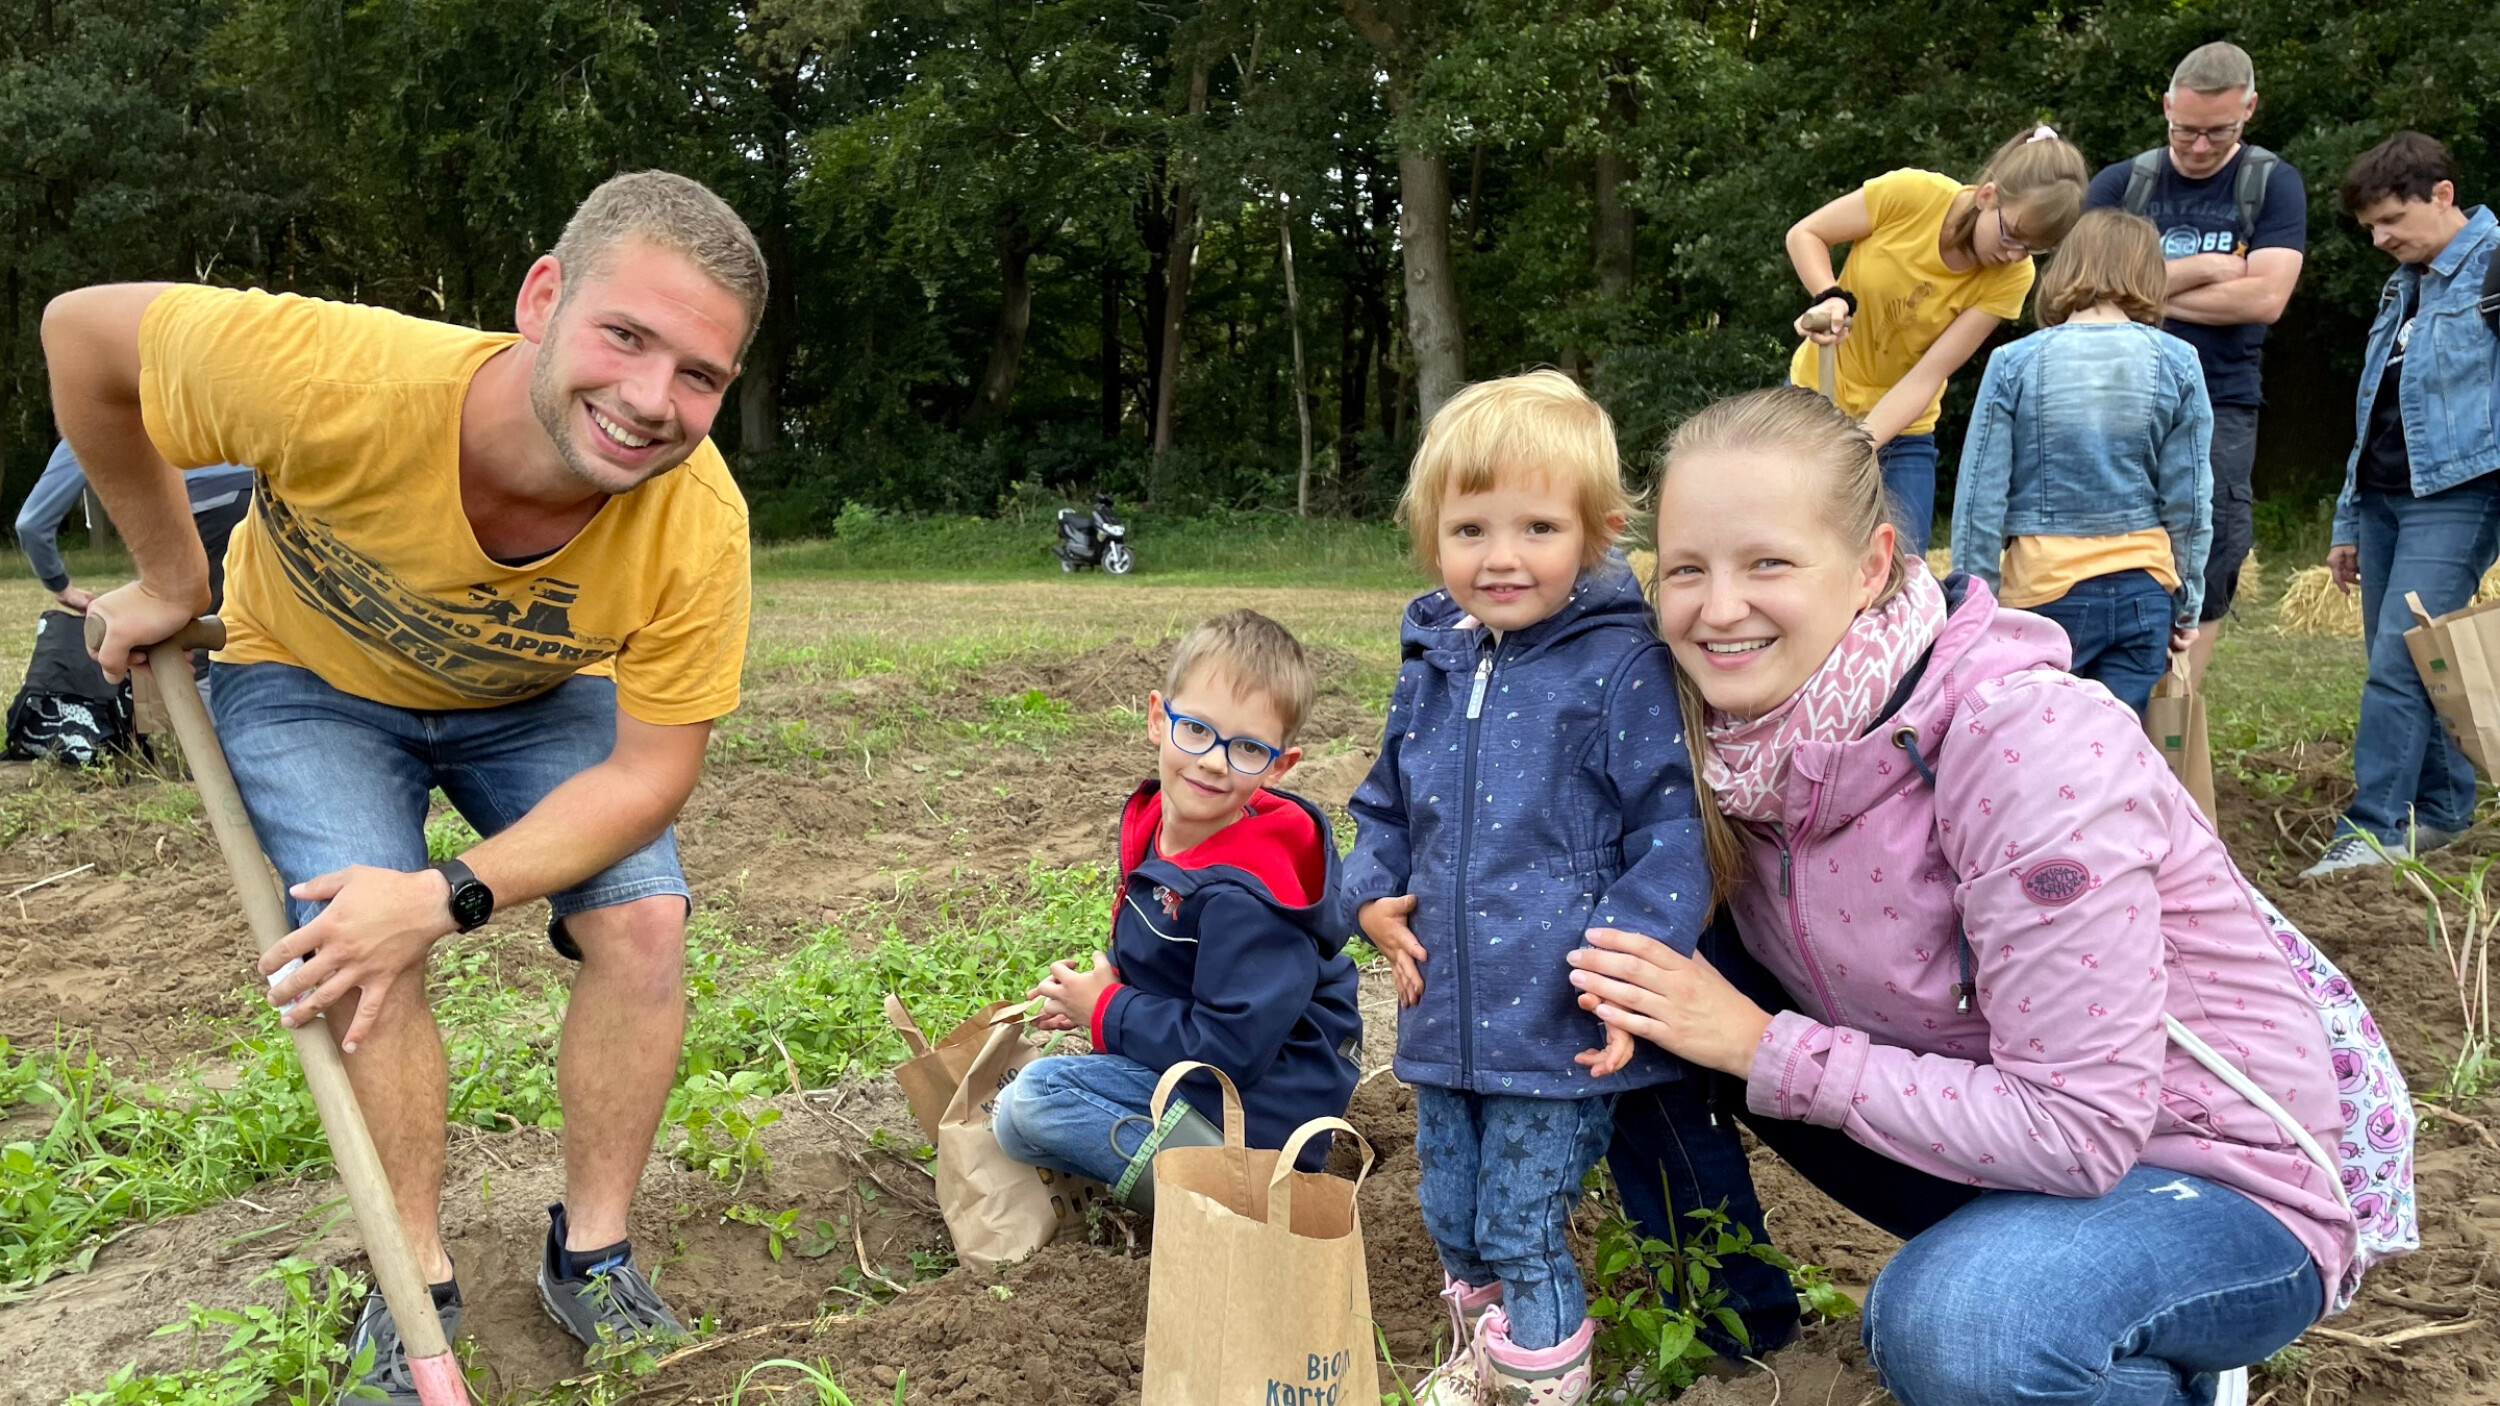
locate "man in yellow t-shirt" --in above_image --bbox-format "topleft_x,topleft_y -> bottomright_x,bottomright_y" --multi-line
43,171 -> 757,1392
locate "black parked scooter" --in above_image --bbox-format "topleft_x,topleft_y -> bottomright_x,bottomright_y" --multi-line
1054,492 -> 1134,574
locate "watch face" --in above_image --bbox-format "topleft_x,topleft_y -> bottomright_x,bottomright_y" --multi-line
449,882 -> 494,930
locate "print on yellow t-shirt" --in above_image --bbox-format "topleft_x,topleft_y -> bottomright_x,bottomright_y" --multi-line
1787,169 -> 2037,435
138,285 -> 751,726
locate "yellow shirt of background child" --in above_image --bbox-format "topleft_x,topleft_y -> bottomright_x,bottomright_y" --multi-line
1788,169 -> 2037,434
139,286 -> 750,726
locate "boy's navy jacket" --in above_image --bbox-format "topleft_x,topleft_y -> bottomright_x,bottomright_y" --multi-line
1342,555 -> 1709,1096
1093,781 -> 1362,1163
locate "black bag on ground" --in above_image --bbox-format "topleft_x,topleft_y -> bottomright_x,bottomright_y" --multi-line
5,611 -> 132,766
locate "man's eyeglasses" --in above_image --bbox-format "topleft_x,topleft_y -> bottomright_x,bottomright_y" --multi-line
1994,205 -> 2049,257
1161,701 -> 1285,774
2167,120 -> 2246,148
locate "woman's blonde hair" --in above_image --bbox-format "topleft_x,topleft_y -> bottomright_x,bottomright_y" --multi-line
1397,369 -> 1632,572
1654,386 -> 1912,899
2035,209 -> 2167,326
1942,126 -> 2090,261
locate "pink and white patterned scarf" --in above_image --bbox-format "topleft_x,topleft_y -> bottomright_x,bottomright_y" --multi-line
1703,562 -> 1949,823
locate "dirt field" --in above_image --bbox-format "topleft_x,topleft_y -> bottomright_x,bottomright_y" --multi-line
1,577 -> 2494,1404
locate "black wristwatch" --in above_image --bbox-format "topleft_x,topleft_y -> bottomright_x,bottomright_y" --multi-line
430,858 -> 495,933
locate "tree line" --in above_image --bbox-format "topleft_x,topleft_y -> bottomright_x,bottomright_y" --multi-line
3,0 -> 2491,535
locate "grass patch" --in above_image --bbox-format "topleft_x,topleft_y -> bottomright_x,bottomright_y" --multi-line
754,505 -> 1413,587
0,864 -> 1112,1296
61,1258 -> 373,1406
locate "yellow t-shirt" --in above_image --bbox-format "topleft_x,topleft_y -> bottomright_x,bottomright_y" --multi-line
139,286 -> 750,726
1997,529 -> 2181,610
1788,169 -> 2037,434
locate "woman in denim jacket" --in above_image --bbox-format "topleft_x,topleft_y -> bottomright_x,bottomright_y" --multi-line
1950,209 -> 2213,714
2307,134 -> 2500,880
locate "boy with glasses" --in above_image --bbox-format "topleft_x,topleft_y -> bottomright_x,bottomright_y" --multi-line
2085,40 -> 2309,684
994,610 -> 1362,1192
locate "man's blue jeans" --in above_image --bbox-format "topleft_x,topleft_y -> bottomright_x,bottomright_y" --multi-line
1880,432 -> 1941,557
2347,477 -> 2500,844
1414,1086 -> 1615,1350
2025,569 -> 2175,716
209,662 -> 690,956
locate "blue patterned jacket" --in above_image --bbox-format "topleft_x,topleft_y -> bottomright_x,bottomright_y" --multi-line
1341,555 -> 1709,1096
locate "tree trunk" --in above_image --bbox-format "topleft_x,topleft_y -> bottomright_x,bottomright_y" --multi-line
1593,147 -> 1635,304
1152,64 -> 1211,462
1100,260 -> 1123,439
1398,146 -> 1466,421
967,219 -> 1034,434
1279,198 -> 1314,518
738,336 -> 781,458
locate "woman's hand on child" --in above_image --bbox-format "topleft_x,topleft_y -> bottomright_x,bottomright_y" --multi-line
1568,928 -> 1773,1080
1359,895 -> 1426,1007
1031,951 -> 1120,1032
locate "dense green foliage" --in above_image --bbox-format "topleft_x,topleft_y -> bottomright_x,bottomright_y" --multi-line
3,0 -> 2493,531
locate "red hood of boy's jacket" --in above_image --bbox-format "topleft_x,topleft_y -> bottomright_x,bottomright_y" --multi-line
1117,782 -> 1325,908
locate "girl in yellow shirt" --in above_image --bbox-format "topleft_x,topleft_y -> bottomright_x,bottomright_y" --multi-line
1785,126 -> 2089,553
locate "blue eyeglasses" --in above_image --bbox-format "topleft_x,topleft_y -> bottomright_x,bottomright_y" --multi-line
1161,701 -> 1285,774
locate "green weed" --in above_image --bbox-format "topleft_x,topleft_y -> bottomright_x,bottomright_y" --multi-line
0,1036 -> 327,1295
60,1257 -> 375,1406
423,808 -> 480,863
669,1070 -> 784,1183
2378,846 -> 2498,1103
729,1357 -> 905,1405
724,1203 -> 843,1263
1583,1203 -> 1853,1393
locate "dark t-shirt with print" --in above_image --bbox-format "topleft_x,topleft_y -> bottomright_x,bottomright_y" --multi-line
2085,146 -> 2308,409
2357,284 -> 2415,496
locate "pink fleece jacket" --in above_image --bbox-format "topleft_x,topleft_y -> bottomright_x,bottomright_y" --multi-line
1732,578 -> 2356,1297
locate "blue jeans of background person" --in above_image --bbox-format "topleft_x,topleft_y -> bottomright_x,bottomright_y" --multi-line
2025,569 -> 2175,715
1414,1087 -> 1614,1351
2347,475 -> 2500,845
1880,433 -> 1941,557
209,662 -> 690,956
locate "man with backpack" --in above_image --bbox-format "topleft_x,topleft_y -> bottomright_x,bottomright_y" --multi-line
2085,40 -> 2308,685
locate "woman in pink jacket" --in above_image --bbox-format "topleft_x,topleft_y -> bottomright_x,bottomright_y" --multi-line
1563,386 -> 2407,1406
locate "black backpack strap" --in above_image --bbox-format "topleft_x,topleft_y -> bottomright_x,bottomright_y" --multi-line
2120,148 -> 2164,218
2232,145 -> 2280,251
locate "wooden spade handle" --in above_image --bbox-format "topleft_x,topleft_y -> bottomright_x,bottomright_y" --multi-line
87,611 -> 466,1397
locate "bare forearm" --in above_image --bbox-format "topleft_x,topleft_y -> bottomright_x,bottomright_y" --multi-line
460,758 -> 691,910
1865,368 -> 1945,444
41,284 -> 209,608
1786,229 -> 1839,297
2165,277 -> 2288,325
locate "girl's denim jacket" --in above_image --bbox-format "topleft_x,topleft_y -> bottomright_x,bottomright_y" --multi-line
1949,320 -> 2213,626
2331,206 -> 2500,545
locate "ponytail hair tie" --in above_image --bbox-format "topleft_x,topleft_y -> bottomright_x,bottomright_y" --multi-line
2025,124 -> 2060,144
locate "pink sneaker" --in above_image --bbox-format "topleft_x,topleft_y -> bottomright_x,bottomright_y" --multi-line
1416,1277 -> 1504,1405
1479,1309 -> 1594,1406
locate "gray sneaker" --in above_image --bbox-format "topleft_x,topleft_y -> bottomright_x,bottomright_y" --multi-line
2414,824 -> 2468,856
2299,834 -> 2388,881
338,1290 -> 463,1406
537,1204 -> 688,1364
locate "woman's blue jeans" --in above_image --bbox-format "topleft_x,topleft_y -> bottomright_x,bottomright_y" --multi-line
1615,923 -> 2322,1405
1880,433 -> 1941,557
2346,477 -> 2500,844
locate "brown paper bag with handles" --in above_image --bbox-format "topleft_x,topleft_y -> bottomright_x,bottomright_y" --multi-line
2403,589 -> 2500,777
2143,655 -> 2217,824
1141,1061 -> 1380,1406
885,994 -> 1029,1144
931,1007 -> 1105,1273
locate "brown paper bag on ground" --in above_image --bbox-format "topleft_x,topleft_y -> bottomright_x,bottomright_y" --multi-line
885,994 -> 1028,1144
2144,657 -> 2217,824
1141,1061 -> 1379,1406
2403,590 -> 2500,777
932,1009 -> 1104,1273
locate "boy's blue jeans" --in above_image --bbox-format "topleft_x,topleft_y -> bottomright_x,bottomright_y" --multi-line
992,1053 -> 1172,1186
2346,478 -> 2500,845
992,1054 -> 1333,1187
2025,569 -> 2175,716
1413,1086 -> 1614,1351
